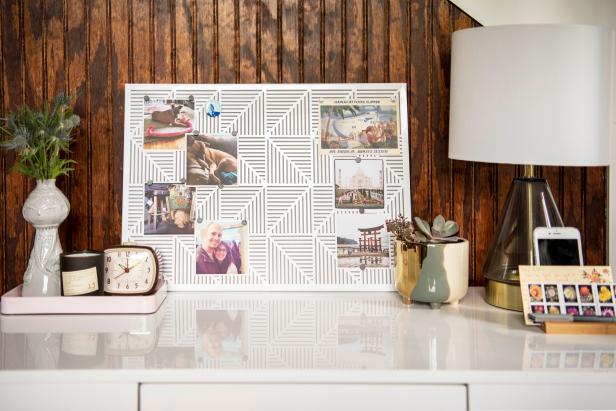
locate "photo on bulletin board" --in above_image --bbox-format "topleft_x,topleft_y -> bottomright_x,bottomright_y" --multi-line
194,221 -> 248,275
334,159 -> 384,209
143,99 -> 194,150
186,134 -> 238,186
319,98 -> 400,154
144,183 -> 195,235
336,213 -> 391,269
519,265 -> 613,325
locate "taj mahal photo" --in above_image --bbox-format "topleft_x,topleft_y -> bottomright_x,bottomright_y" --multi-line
335,159 -> 385,209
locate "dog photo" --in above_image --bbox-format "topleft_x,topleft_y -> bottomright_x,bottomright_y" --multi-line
186,134 -> 238,186
143,99 -> 194,150
144,183 -> 195,235
335,159 -> 384,209
320,98 -> 399,153
195,221 -> 247,274
336,213 -> 390,268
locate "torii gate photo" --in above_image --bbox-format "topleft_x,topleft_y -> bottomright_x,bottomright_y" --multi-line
358,225 -> 384,253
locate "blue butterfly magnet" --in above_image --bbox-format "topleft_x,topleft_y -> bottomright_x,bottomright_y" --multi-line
206,100 -> 221,118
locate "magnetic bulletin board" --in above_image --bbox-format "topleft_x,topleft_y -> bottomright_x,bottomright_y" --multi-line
122,83 -> 411,291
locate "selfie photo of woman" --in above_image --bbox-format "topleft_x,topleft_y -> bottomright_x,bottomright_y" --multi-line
195,221 -> 247,275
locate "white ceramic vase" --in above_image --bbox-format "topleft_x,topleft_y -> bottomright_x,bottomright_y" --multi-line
21,179 -> 70,297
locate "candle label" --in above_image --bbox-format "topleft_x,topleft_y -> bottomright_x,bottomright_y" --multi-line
62,267 -> 98,296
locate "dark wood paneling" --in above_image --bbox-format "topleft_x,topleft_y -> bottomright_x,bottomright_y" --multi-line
2,0 -> 27,292
409,0 -> 431,221
0,0 -> 607,294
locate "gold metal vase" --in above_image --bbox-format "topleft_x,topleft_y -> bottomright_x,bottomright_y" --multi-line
394,240 -> 424,305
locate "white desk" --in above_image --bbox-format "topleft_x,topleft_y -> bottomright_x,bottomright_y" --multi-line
1,288 -> 615,411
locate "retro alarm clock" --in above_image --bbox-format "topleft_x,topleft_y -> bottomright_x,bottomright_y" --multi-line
103,245 -> 159,295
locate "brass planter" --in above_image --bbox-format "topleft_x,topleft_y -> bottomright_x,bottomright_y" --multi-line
394,240 -> 424,305
394,239 -> 469,308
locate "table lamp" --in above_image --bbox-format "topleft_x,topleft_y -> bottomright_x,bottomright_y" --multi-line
449,24 -> 614,311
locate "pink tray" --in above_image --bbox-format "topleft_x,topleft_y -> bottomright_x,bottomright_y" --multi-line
0,280 -> 167,315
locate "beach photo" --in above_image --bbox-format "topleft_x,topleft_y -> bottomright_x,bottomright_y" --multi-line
195,221 -> 247,275
143,99 -> 194,150
186,134 -> 238,186
144,183 -> 195,235
320,98 -> 399,153
335,159 -> 384,209
336,214 -> 390,268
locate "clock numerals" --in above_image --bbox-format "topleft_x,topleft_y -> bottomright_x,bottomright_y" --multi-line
104,247 -> 157,294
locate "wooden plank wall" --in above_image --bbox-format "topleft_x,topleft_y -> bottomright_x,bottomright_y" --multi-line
0,0 -> 607,294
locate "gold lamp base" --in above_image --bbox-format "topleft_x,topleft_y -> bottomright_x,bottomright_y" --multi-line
484,278 -> 523,311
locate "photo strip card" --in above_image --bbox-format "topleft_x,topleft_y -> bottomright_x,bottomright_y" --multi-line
519,265 -> 613,325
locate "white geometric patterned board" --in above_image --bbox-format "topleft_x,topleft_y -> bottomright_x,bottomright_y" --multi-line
122,83 -> 411,291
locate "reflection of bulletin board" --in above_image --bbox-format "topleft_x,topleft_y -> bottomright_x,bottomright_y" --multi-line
122,83 -> 411,291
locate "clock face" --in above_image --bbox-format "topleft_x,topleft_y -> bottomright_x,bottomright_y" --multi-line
104,247 -> 158,294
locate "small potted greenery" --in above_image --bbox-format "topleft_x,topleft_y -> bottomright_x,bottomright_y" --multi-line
0,94 -> 80,297
386,214 -> 469,308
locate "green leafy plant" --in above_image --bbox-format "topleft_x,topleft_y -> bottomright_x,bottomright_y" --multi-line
0,94 -> 80,180
387,214 -> 461,245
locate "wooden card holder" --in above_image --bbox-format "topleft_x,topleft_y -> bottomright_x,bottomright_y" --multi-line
541,321 -> 616,335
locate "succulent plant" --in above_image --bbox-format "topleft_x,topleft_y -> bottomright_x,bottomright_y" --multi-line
413,215 -> 460,243
386,214 -> 460,245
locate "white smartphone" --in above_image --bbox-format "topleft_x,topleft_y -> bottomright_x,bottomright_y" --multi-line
533,227 -> 583,266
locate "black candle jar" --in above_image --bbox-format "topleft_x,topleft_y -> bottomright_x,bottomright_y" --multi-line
60,251 -> 105,296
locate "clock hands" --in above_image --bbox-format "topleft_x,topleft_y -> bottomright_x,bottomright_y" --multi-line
115,259 -> 143,279
128,261 -> 142,271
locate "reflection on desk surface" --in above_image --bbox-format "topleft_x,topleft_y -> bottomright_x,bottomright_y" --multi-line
1,288 -> 615,372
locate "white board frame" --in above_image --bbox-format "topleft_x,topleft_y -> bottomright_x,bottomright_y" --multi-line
122,83 -> 411,291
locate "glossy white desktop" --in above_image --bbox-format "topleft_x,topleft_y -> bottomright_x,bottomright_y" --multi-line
1,288 -> 614,411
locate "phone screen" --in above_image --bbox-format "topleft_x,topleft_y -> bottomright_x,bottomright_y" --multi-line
538,239 -> 581,265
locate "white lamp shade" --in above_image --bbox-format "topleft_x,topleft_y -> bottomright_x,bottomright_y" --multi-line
449,24 -> 614,166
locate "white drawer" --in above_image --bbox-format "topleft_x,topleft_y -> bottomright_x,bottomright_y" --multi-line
0,382 -> 138,411
140,383 -> 467,411
469,384 -> 615,410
